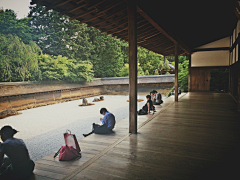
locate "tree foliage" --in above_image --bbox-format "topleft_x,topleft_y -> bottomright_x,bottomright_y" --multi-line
28,4 -> 94,61
118,63 -> 145,77
0,9 -> 33,44
0,34 -> 41,82
38,54 -> 94,82
137,47 -> 163,75
88,29 -> 124,77
178,59 -> 189,92
1,6 -> 180,83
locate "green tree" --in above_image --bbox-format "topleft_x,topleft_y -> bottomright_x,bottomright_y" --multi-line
163,60 -> 170,71
28,4 -> 94,61
137,47 -> 163,75
118,63 -> 145,77
158,60 -> 164,70
38,54 -> 94,82
145,70 -> 149,76
178,59 -> 189,92
0,34 -> 41,82
118,64 -> 129,77
88,29 -> 124,77
0,9 -> 33,44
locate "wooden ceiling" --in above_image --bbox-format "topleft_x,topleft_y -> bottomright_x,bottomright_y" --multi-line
30,0 -> 191,56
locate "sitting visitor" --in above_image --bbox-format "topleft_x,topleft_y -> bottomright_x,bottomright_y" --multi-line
83,108 -> 116,137
152,90 -> 163,105
137,95 -> 155,115
0,125 -> 35,180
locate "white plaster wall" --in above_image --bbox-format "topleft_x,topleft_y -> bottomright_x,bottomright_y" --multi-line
195,37 -> 230,49
191,51 -> 229,67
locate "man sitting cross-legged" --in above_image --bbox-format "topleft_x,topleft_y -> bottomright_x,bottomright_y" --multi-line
83,108 -> 116,137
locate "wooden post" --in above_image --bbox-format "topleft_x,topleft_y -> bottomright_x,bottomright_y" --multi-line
128,2 -> 137,133
175,43 -> 179,101
188,54 -> 191,92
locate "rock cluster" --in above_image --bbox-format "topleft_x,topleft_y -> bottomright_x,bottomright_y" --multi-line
0,109 -> 18,119
92,96 -> 104,102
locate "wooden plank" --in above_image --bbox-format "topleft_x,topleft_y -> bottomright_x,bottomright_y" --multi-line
71,169 -> 127,180
29,174 -> 55,180
34,169 -> 65,179
83,156 -> 192,180
35,163 -> 73,175
128,2 -> 138,133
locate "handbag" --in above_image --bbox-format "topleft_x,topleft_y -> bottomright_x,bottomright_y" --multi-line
64,130 -> 81,152
54,130 -> 81,161
58,145 -> 81,161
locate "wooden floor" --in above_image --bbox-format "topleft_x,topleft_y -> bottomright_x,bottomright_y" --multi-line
30,92 -> 240,180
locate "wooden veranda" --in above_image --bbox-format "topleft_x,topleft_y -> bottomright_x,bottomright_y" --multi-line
27,0 -> 240,178
30,92 -> 240,179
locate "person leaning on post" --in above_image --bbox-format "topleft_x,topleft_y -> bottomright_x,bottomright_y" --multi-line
0,125 -> 35,180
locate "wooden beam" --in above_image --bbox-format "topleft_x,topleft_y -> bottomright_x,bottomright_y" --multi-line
87,0 -> 107,11
137,6 -> 191,55
128,2 -> 137,134
164,45 -> 175,51
76,0 -> 85,4
114,31 -> 128,39
96,15 -> 128,29
110,25 -> 128,34
106,21 -> 128,33
89,8 -> 127,27
46,0 -> 72,11
188,54 -> 191,92
117,23 -> 153,39
140,44 -> 165,55
107,17 -> 143,33
60,3 -> 87,16
137,27 -> 156,36
175,43 -> 179,101
137,22 -> 150,29
71,1 -> 124,20
138,31 -> 160,40
80,0 -> 109,23
137,32 -> 161,44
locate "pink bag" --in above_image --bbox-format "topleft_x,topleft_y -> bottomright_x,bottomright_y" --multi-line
64,130 -> 81,152
54,130 -> 81,161
58,145 -> 81,161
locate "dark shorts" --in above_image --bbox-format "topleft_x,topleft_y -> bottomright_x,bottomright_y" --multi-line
153,100 -> 163,105
93,123 -> 113,134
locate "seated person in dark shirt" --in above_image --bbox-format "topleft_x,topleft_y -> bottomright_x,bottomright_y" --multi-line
0,125 -> 35,180
152,90 -> 163,105
137,95 -> 154,115
83,108 -> 116,137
